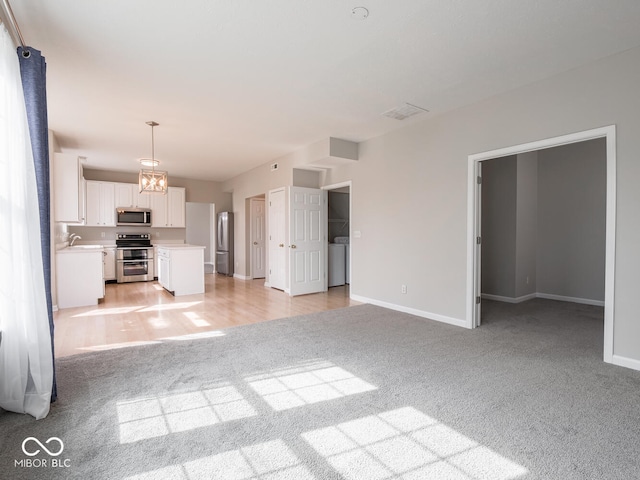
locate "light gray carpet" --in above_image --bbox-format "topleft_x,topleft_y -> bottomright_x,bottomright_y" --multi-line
1,300 -> 640,480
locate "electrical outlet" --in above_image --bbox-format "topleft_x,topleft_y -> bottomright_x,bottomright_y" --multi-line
401,284 -> 407,294
101,232 -> 105,239
526,276 -> 530,285
155,231 -> 160,237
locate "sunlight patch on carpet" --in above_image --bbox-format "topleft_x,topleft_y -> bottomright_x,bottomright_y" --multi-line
117,384 -> 257,444
124,440 -> 315,480
245,360 -> 377,411
301,406 -> 529,480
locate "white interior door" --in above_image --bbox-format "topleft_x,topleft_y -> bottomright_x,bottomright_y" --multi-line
289,186 -> 326,296
268,189 -> 286,290
250,198 -> 266,279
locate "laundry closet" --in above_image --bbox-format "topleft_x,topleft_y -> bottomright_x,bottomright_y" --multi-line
327,188 -> 350,287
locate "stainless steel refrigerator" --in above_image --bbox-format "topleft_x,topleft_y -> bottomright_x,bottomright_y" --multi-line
216,212 -> 234,276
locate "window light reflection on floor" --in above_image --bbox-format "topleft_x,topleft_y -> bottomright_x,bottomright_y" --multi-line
117,383 -> 257,444
72,306 -> 143,318
160,331 -> 225,341
124,439 -> 315,480
301,406 -> 528,480
245,360 -> 377,411
183,311 -> 211,327
79,340 -> 161,352
137,301 -> 202,312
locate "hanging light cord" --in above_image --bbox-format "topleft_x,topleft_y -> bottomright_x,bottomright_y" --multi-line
1,0 -> 30,57
147,121 -> 158,172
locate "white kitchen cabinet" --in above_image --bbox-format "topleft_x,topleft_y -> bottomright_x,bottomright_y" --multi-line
151,192 -> 168,227
115,183 -> 151,209
85,181 -> 115,226
56,248 -> 105,308
151,186 -> 185,227
158,250 -> 171,290
157,245 -> 205,296
53,153 -> 84,223
115,183 -> 134,208
104,246 -> 116,281
167,187 -> 186,227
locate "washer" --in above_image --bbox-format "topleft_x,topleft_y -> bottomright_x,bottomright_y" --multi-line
328,243 -> 346,287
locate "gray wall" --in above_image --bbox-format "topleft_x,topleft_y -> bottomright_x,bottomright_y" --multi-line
222,46 -> 640,362
186,203 -> 214,264
515,152 -> 538,297
536,138 -> 606,301
481,139 -> 605,303
481,156 -> 517,298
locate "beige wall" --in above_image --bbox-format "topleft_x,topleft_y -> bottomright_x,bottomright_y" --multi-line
226,46 -> 640,362
83,169 -> 232,208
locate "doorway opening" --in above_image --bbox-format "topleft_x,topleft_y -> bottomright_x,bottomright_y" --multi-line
467,126 -> 616,364
249,195 -> 266,280
322,181 -> 352,291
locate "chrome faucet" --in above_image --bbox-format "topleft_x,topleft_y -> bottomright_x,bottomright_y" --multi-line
69,233 -> 82,246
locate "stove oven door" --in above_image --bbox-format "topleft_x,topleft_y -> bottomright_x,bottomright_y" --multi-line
116,248 -> 153,283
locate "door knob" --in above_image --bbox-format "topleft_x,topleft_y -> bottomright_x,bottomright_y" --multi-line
290,245 -> 297,249
253,241 -> 258,245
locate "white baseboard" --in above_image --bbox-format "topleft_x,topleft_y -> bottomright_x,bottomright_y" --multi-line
535,293 -> 604,307
611,354 -> 640,372
350,294 -> 468,329
52,304 -> 59,312
481,292 -> 604,307
263,282 -> 270,288
481,293 -> 536,304
233,273 -> 251,280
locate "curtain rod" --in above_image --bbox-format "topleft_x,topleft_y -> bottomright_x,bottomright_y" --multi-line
1,0 -> 28,53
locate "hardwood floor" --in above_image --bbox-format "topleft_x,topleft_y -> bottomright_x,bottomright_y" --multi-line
53,275 -> 359,358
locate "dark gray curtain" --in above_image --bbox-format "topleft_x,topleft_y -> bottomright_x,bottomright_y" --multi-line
18,46 -> 57,402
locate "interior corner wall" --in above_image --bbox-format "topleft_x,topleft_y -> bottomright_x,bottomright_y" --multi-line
481,156 -> 517,298
536,138 -> 606,302
224,46 -> 640,363
221,150 -> 295,278
293,169 -> 321,188
515,152 -> 538,297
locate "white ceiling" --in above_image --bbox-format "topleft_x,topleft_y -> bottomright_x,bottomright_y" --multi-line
10,0 -> 640,182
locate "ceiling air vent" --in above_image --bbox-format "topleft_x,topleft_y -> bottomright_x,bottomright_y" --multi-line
382,103 -> 429,121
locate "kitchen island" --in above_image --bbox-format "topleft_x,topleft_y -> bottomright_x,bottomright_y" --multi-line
156,245 -> 206,296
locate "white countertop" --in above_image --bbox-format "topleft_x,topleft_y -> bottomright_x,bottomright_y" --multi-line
58,245 -> 105,254
157,244 -> 205,250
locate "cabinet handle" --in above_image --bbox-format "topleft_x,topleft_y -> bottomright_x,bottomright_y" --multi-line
290,245 -> 297,249
279,243 -> 284,248
253,242 -> 258,245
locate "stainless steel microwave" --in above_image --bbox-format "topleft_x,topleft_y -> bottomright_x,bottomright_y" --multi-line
116,208 -> 152,226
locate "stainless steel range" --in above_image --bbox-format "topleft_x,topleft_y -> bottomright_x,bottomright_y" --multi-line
116,234 -> 154,283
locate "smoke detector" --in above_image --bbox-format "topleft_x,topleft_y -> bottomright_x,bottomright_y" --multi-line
382,103 -> 429,121
351,7 -> 369,20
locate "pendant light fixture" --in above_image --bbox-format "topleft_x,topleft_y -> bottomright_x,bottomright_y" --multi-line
139,121 -> 168,194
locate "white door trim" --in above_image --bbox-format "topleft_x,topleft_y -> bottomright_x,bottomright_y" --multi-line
466,125 -> 616,364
